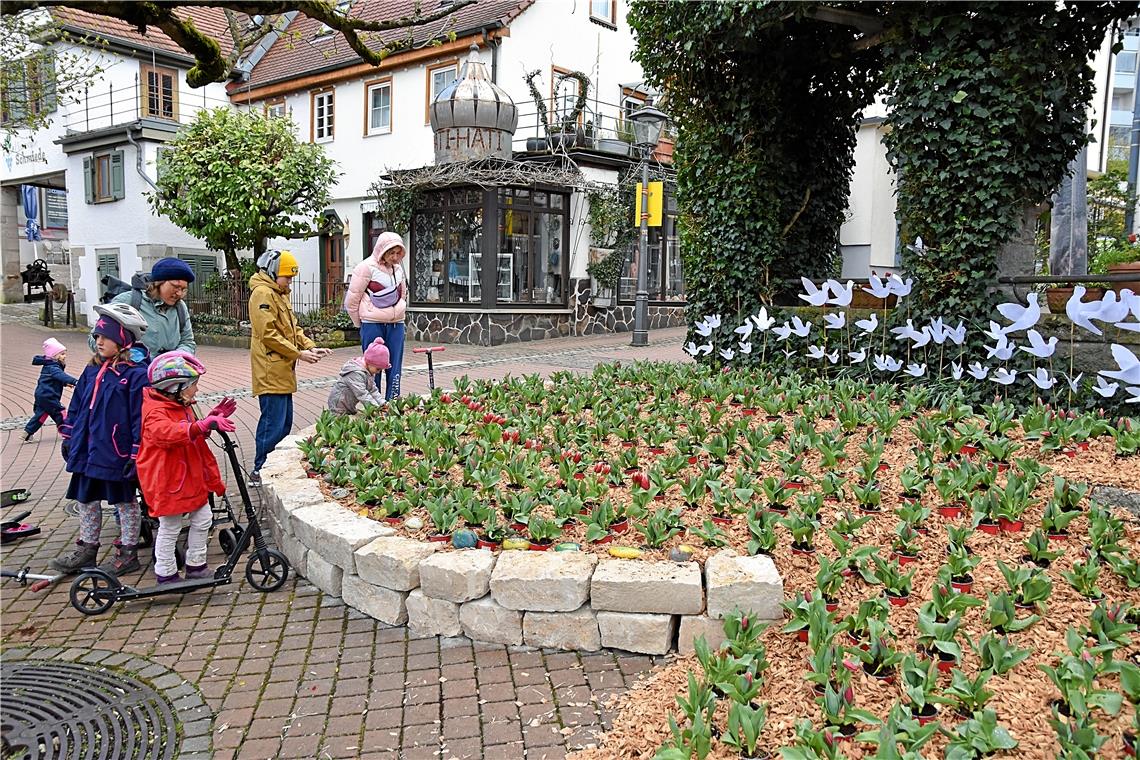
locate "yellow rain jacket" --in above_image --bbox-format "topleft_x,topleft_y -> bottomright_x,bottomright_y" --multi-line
248,271 -> 315,396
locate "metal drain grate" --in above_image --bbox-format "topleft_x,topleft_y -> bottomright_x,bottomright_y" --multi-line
1,659 -> 179,760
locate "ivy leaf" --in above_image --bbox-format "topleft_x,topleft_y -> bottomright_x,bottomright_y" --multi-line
951,90 -> 968,104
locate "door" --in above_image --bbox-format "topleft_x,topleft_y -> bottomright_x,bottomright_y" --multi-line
321,233 -> 345,306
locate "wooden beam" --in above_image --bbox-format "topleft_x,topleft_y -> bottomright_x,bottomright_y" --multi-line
802,6 -> 884,35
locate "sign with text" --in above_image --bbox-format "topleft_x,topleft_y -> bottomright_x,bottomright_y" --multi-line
633,182 -> 663,227
44,188 -> 68,229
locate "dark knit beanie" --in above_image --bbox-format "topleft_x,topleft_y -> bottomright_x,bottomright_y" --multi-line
151,257 -> 195,283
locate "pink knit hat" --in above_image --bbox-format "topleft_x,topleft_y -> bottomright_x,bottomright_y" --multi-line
42,338 -> 66,359
363,337 -> 391,369
372,231 -> 405,260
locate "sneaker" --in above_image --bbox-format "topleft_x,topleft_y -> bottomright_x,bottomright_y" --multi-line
184,564 -> 212,580
248,471 -> 262,488
22,433 -> 34,443
155,571 -> 181,585
50,540 -> 99,574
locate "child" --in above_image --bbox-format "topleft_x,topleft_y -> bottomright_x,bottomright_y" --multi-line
137,351 -> 234,584
326,337 -> 390,415
24,338 -> 78,442
51,303 -> 151,576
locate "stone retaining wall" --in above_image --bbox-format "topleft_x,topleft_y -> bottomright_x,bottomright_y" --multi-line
260,433 -> 784,655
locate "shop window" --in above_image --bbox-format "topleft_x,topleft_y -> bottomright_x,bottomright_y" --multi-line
83,151 -> 124,204
141,64 -> 177,120
620,187 -> 685,304
497,187 -> 568,306
411,187 -> 484,304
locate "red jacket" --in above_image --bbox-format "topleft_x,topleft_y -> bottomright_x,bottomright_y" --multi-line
137,388 -> 225,517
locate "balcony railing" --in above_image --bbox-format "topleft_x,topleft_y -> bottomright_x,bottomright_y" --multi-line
510,97 -> 675,159
62,77 -> 232,134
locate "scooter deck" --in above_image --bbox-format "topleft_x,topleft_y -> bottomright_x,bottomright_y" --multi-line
110,573 -> 233,599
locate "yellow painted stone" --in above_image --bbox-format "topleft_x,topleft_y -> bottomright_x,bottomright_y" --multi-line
608,546 -> 642,559
502,537 -> 531,551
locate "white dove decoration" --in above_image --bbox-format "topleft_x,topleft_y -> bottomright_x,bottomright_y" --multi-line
951,362 -> 964,380
790,316 -> 813,338
891,320 -> 923,342
904,363 -> 927,378
849,348 -> 867,363
887,274 -> 913,298
984,337 -> 1014,362
1099,344 -> 1140,385
751,308 -> 776,331
927,317 -> 947,345
684,342 -> 702,357
1020,330 -> 1058,359
1028,368 -> 1056,390
705,314 -> 723,329
991,368 -> 1018,386
874,354 -> 903,372
1089,290 -> 1134,325
967,363 -> 990,380
719,347 -> 735,361
826,350 -> 840,364
739,341 -> 753,354
996,292 -> 1041,335
946,322 -> 967,346
983,321 -> 1006,343
734,321 -> 754,340
1125,386 -> 1140,404
799,278 -> 830,307
695,321 -> 714,338
1092,376 -> 1119,398
773,322 -> 793,341
824,312 -> 846,330
1064,373 -> 1083,393
855,313 -> 878,334
806,345 -> 827,360
862,274 -> 893,300
825,279 -> 854,308
1065,285 -> 1103,336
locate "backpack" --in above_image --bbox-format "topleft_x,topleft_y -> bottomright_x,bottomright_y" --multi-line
129,273 -> 189,332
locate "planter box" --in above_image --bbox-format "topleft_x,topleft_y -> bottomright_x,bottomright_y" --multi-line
1109,262 -> 1140,296
596,138 -> 631,157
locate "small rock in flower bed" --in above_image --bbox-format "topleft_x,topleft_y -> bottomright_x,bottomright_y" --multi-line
669,545 -> 695,563
405,516 -> 424,531
502,537 -> 530,551
452,529 -> 478,549
331,487 -> 350,500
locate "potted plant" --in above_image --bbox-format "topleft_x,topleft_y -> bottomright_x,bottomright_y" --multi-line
1041,498 -> 1079,540
944,709 -> 1018,755
1022,529 -> 1063,568
983,591 -> 1040,634
526,515 -> 561,550
872,554 -> 917,606
941,669 -> 995,718
818,680 -> 879,740
900,653 -> 941,724
1093,235 -> 1140,295
891,522 -> 923,564
996,559 -> 1053,610
853,627 -> 905,683
781,510 -> 820,556
721,702 -> 769,759
970,632 -> 1031,675
915,609 -> 963,673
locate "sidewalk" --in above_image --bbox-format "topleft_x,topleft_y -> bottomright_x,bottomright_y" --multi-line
0,316 -> 687,760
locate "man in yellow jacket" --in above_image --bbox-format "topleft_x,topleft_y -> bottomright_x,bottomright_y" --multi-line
247,250 -> 330,486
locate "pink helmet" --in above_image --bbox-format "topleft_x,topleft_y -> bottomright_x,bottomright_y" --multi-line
148,350 -> 206,392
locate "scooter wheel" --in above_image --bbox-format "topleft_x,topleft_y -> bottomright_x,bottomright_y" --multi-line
70,571 -> 119,615
137,520 -> 154,550
218,528 -> 238,556
246,549 -> 289,592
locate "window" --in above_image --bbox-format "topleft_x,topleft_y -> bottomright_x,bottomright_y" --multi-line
364,78 -> 392,135
1118,50 -> 1138,74
265,98 -> 286,119
96,249 -> 120,282
619,185 -> 685,304
552,67 -> 588,130
83,151 -> 125,204
496,188 -> 568,306
411,187 -> 483,304
1,52 -> 57,124
141,64 -> 177,120
311,89 -> 334,142
1108,125 -> 1132,162
425,61 -> 457,122
590,0 -> 617,27
179,254 -> 219,299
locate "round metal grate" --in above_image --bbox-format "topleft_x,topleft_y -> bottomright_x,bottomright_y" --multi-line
1,659 -> 179,760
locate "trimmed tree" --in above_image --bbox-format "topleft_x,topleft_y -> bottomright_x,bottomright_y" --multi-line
148,107 -> 339,274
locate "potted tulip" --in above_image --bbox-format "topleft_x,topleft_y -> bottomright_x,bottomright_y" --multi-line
900,654 -> 941,724
872,554 -> 917,606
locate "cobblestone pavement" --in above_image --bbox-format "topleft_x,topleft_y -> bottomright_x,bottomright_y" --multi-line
0,316 -> 687,760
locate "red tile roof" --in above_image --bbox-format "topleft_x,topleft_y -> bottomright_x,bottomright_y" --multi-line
52,6 -> 240,61
236,0 -> 533,92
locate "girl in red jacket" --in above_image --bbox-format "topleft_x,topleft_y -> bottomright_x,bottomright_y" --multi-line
137,351 -> 236,583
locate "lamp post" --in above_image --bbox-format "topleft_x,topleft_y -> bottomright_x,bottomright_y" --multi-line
628,105 -> 668,347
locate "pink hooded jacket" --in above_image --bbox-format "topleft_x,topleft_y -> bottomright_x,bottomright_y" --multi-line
345,232 -> 407,326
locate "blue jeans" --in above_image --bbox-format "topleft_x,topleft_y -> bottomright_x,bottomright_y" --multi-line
361,321 -> 405,400
253,393 -> 293,473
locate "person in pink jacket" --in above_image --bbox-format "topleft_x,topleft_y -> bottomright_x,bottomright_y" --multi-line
344,231 -> 407,399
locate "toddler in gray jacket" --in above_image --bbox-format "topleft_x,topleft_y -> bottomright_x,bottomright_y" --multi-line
326,338 -> 390,414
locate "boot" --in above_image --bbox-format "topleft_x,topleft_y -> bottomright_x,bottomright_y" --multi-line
50,540 -> 99,574
99,541 -> 140,577
184,563 -> 211,580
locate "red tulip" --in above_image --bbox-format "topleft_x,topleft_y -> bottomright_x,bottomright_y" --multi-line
440,393 -> 451,403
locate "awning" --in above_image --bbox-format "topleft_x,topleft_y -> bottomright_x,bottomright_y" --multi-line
360,199 -> 378,213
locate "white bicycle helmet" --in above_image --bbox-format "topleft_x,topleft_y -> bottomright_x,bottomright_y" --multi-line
93,302 -> 149,343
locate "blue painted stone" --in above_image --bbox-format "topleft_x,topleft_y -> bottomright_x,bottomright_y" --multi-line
452,529 -> 478,549
554,542 -> 581,552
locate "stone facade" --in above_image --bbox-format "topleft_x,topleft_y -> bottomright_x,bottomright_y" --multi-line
262,431 -> 786,655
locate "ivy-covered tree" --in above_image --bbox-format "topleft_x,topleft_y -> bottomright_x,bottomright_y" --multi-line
149,107 -> 339,274
0,0 -> 472,88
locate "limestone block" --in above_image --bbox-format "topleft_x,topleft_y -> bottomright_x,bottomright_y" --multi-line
704,550 -> 783,621
489,550 -> 597,612
342,574 -> 408,626
355,537 -> 440,591
291,503 -> 393,574
277,478 -> 327,528
590,560 -> 703,615
304,550 -> 342,598
678,615 -> 730,656
459,595 -> 523,646
260,446 -> 304,480
279,536 -> 308,578
418,550 -> 496,603
523,605 -> 601,651
406,589 -> 462,638
597,611 -> 677,655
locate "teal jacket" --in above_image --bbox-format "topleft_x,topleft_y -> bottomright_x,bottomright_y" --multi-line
89,288 -> 196,356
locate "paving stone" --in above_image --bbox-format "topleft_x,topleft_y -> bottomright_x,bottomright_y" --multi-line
522,606 -> 601,652
590,559 -> 703,615
418,549 -> 496,603
677,614 -> 730,656
459,595 -> 523,646
406,589 -> 462,638
341,574 -> 408,626
290,502 -> 393,574
354,536 -> 441,591
703,550 -> 783,620
304,550 -> 343,598
596,611 -> 677,655
489,550 -> 597,612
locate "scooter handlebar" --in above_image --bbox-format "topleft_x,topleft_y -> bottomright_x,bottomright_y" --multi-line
412,346 -> 445,354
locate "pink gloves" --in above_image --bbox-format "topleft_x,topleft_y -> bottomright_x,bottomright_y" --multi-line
191,415 -> 236,438
207,397 -> 237,418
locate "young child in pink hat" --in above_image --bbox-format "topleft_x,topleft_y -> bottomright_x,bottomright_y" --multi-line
24,337 -> 78,442
326,337 -> 391,414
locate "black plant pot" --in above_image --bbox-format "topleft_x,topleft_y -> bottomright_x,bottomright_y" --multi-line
526,137 -> 549,151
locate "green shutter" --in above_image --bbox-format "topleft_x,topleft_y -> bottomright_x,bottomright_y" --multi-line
83,156 -> 94,204
97,253 -> 119,279
110,150 -> 124,200
179,254 -> 218,297
41,52 -> 57,114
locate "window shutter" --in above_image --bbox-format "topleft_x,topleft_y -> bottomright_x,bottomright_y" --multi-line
41,52 -> 57,114
110,151 -> 125,200
83,156 -> 94,204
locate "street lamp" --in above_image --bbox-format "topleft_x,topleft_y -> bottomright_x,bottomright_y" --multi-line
628,104 -> 668,347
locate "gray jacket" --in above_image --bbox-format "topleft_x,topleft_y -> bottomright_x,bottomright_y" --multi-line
327,358 -> 385,414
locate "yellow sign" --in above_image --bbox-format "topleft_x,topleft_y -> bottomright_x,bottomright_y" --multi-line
634,182 -> 664,227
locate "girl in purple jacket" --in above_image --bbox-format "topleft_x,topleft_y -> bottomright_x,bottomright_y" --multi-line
51,304 -> 151,576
